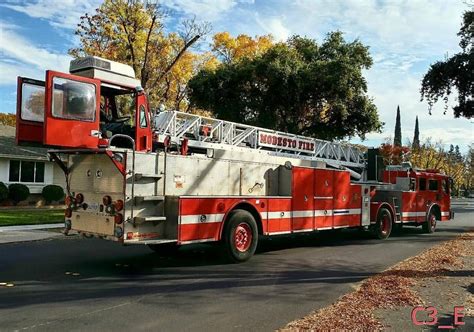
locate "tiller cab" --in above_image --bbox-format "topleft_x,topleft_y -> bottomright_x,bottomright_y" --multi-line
16,57 -> 454,262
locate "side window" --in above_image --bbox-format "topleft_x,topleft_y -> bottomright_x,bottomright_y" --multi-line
21,82 -> 45,122
139,105 -> 147,128
428,179 -> 438,191
52,77 -> 96,121
419,178 -> 426,191
442,179 -> 449,194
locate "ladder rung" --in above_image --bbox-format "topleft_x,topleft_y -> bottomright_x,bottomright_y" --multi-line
134,216 -> 166,223
135,195 -> 164,204
135,173 -> 162,180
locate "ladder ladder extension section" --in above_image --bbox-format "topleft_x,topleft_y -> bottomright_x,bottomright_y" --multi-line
153,111 -> 365,169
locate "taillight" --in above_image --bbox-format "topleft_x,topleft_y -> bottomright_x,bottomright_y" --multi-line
65,208 -> 72,218
75,193 -> 84,204
103,195 -> 112,206
114,200 -> 124,211
65,196 -> 75,206
114,213 -> 123,224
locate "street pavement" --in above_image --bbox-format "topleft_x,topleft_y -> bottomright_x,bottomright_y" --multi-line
0,204 -> 472,331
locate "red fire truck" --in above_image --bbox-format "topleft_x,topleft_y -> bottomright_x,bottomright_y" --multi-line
15,56 -> 454,262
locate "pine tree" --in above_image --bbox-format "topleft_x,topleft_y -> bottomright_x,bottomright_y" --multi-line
412,116 -> 420,149
394,105 -> 402,147
454,145 -> 463,162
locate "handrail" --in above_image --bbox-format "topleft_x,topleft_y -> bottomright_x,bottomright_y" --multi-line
109,134 -> 136,223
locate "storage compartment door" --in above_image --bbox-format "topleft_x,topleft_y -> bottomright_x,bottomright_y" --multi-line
314,169 -> 334,229
291,167 -> 314,232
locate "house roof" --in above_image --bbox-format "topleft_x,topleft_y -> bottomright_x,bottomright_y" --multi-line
0,125 -> 49,161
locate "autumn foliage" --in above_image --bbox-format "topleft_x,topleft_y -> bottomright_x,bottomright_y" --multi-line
0,113 -> 16,127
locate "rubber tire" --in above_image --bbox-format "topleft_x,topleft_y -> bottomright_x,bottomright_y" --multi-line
222,209 -> 258,263
148,243 -> 180,256
373,208 -> 393,240
422,211 -> 437,233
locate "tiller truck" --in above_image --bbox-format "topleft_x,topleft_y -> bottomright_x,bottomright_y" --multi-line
16,57 -> 454,262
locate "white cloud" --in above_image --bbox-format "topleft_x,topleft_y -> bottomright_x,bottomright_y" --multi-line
2,0 -> 101,29
0,21 -> 71,84
165,0 -> 252,21
255,14 -> 290,41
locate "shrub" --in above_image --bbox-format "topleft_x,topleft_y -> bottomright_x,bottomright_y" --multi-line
42,185 -> 65,204
8,183 -> 30,205
0,182 -> 8,202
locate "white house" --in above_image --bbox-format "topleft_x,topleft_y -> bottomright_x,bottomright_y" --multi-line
0,125 -> 65,197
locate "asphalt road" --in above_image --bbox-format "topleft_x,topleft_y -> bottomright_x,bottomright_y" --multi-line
0,204 -> 472,332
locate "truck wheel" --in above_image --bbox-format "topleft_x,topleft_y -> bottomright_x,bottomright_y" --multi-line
422,212 -> 437,233
373,208 -> 392,239
148,243 -> 180,256
222,209 -> 258,263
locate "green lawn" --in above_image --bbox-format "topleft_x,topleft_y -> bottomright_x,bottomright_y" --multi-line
0,209 -> 64,226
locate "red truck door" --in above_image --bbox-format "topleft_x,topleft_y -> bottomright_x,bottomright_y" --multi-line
416,177 -> 427,222
135,93 -> 152,151
43,70 -> 101,148
16,77 -> 45,145
314,169 -> 334,229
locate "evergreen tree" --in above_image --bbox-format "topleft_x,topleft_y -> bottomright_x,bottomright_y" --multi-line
454,145 -> 463,162
394,105 -> 402,147
412,116 -> 420,149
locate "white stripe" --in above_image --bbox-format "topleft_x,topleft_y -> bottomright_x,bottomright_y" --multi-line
267,211 -> 291,219
333,225 -> 350,229
315,209 -> 333,217
316,226 -> 332,230
441,211 -> 450,216
333,208 -> 361,215
180,213 -> 225,225
292,210 -> 313,218
180,238 -> 215,244
293,228 -> 313,233
314,196 -> 333,199
402,212 -> 426,217
267,231 -> 291,235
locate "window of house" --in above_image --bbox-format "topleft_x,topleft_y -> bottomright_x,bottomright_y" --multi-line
419,178 -> 426,191
9,160 -> 45,183
428,179 -> 439,191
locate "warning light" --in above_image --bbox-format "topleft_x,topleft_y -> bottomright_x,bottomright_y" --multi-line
103,195 -> 112,206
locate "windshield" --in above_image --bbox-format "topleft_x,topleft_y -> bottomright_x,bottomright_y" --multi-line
52,77 -> 96,121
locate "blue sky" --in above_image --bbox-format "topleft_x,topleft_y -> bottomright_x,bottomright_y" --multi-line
0,0 -> 472,151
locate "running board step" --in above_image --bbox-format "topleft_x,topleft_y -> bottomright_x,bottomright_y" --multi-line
134,195 -> 165,204
126,239 -> 177,245
134,173 -> 162,180
134,216 -> 166,223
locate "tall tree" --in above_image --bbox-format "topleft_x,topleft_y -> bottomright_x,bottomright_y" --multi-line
189,33 -> 382,140
412,115 -> 420,149
212,32 -> 273,63
420,9 -> 473,118
0,113 -> 16,127
394,105 -> 402,147
70,0 -> 211,109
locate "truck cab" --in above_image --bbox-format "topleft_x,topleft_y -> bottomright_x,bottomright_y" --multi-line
16,56 -> 152,152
